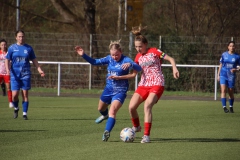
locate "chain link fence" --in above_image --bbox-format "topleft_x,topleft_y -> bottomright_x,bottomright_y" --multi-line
1,32 -> 239,95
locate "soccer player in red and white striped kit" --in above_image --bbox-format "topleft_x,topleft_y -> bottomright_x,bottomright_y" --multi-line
0,39 -> 13,108
128,25 -> 179,143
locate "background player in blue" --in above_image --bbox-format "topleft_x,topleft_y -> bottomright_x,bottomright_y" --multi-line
217,41 -> 240,113
75,40 -> 141,141
5,30 -> 45,120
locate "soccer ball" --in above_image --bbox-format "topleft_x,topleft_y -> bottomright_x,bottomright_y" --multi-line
120,127 -> 135,142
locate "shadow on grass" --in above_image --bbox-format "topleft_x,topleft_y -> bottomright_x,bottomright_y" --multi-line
32,118 -> 95,121
0,130 -> 47,133
111,137 -> 240,143
151,138 -> 240,142
31,118 -> 131,121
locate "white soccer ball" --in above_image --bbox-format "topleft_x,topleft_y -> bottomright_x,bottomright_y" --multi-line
120,127 -> 135,142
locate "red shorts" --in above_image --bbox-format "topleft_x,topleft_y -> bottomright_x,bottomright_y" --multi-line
0,75 -> 10,83
135,86 -> 164,101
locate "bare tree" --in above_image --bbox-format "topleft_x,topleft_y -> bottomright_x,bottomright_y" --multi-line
143,0 -> 240,37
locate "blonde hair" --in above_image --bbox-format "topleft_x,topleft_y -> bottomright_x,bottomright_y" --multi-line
131,24 -> 148,44
109,39 -> 122,52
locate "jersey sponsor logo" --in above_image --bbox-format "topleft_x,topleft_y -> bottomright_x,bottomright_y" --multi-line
226,63 -> 233,68
109,71 -> 117,76
16,57 -> 26,62
13,50 -> 19,52
115,64 -> 121,68
140,53 -> 154,67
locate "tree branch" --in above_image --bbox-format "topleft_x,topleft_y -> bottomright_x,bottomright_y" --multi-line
0,0 -> 75,24
50,0 -> 81,23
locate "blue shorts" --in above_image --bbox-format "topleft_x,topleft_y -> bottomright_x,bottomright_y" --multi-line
11,78 -> 31,91
100,87 -> 127,105
219,76 -> 235,88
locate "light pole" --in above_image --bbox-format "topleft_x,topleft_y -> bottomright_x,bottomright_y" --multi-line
16,0 -> 20,30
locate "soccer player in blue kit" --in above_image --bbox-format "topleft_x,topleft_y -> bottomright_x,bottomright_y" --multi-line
75,40 -> 141,141
217,41 -> 240,113
5,30 -> 45,120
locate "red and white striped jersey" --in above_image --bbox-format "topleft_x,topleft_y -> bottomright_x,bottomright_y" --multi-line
0,50 -> 7,75
134,48 -> 166,87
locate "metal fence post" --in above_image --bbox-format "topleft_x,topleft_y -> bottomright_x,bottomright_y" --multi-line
214,66 -> 218,100
89,34 -> 92,90
57,63 -> 61,96
129,32 -> 133,58
159,35 -> 162,49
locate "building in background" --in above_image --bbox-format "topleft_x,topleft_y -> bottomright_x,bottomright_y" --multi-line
127,0 -> 143,30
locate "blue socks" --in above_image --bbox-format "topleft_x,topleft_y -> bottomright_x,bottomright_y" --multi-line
221,98 -> 226,108
22,101 -> 29,113
12,101 -> 19,110
229,99 -> 234,107
221,98 -> 234,107
105,117 -> 115,132
13,101 -> 29,114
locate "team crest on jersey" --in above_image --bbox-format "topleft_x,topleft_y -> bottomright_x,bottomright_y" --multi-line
150,53 -> 154,57
232,58 -> 235,62
24,50 -> 28,54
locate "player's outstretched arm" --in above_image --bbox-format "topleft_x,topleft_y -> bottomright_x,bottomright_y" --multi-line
121,62 -> 141,72
164,55 -> 179,79
108,70 -> 139,80
5,59 -> 10,75
75,45 -> 100,65
32,59 -> 45,77
217,64 -> 222,81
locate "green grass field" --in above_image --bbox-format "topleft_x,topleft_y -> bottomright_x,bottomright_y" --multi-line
0,95 -> 240,160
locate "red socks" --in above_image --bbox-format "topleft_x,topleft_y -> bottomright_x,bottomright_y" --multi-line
131,117 -> 140,127
131,117 -> 152,136
144,122 -> 152,136
7,90 -> 12,102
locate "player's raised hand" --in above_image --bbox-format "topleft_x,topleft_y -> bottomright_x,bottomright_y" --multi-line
75,46 -> 84,56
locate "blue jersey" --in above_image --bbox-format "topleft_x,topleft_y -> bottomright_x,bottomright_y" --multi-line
6,43 -> 36,80
219,51 -> 240,88
82,54 -> 141,94
219,51 -> 240,77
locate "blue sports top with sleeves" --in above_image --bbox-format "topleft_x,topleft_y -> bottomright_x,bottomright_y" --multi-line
82,53 -> 141,93
6,43 -> 36,80
220,51 -> 240,77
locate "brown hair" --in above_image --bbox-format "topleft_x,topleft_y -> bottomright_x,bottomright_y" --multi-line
131,24 -> 148,44
0,39 -> 7,44
228,41 -> 235,46
15,30 -> 25,36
